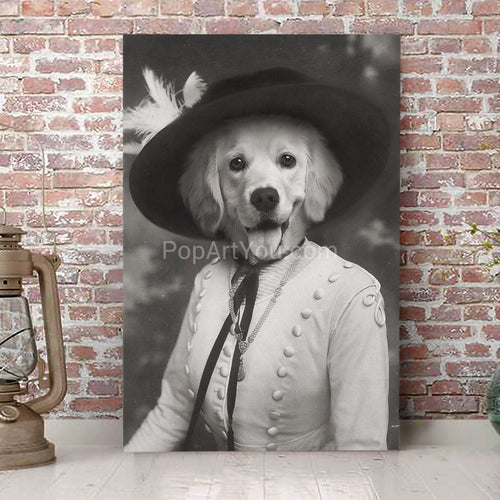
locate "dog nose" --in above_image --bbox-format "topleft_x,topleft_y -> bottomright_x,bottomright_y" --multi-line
250,187 -> 280,212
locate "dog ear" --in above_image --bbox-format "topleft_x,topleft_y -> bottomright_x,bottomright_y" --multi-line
304,134 -> 343,223
179,136 -> 224,237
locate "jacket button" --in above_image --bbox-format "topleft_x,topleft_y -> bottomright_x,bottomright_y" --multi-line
199,288 -> 207,298
204,270 -> 213,279
277,366 -> 287,377
267,427 -> 278,436
188,389 -> 195,399
195,303 -> 202,314
313,288 -> 324,300
266,443 -> 277,451
270,411 -> 281,420
204,424 -> 212,434
211,257 -> 220,265
217,388 -> 225,400
220,366 -> 228,377
328,273 -> 339,283
301,309 -> 312,319
185,364 -> 190,375
187,341 -> 192,352
343,261 -> 353,269
283,346 -> 294,358
292,325 -> 302,337
272,390 -> 283,401
192,321 -> 198,333
216,410 -> 224,422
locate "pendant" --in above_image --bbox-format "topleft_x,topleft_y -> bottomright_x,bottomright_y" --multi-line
237,358 -> 246,381
239,340 -> 249,353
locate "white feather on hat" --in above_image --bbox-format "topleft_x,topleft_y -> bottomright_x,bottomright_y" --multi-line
124,67 -> 207,155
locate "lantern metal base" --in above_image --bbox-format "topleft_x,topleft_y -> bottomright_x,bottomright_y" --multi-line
0,403 -> 55,471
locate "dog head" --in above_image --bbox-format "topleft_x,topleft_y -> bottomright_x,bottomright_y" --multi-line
179,115 -> 343,261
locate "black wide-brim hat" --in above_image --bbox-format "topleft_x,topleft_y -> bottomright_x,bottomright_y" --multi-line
129,68 -> 390,239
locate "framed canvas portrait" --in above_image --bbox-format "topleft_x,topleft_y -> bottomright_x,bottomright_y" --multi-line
123,34 -> 400,452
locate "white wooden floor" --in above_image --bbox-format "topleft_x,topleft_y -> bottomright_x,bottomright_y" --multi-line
1,445 -> 499,499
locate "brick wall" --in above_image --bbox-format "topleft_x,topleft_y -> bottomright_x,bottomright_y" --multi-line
0,0 -> 498,420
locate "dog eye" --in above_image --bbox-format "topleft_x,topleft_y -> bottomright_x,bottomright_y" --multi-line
229,156 -> 246,172
279,154 -> 296,168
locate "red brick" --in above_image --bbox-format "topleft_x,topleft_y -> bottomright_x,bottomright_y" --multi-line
69,346 -> 97,360
0,77 -> 20,93
0,19 -> 64,34
400,380 -> 427,395
410,249 -> 474,266
464,305 -> 491,321
438,0 -> 465,14
4,95 -> 67,112
417,20 -> 482,35
49,116 -> 80,131
401,306 -> 426,321
465,343 -> 490,357
402,0 -> 432,15
49,38 -> 80,54
436,78 -> 466,94
401,344 -> 428,360
459,152 -> 492,170
332,0 -> 364,15
401,38 -> 427,55
426,153 -> 457,170
91,0 -> 123,16
464,38 -> 493,54
351,19 -> 414,34
471,78 -> 500,94
431,380 -> 462,395
87,363 -> 122,378
400,134 -> 441,150
160,0 -> 194,15
36,58 -> 94,74
443,133 -> 500,151
53,171 -> 121,188
430,305 -> 462,322
420,97 -> 482,113
264,1 -> 293,15
462,266 -> 495,283
21,0 -> 54,16
483,324 -> 500,341
446,361 -> 497,377
417,324 -> 472,340
467,171 -> 500,189
57,0 -> 91,15
488,97 -> 500,112
85,117 -> 118,132
454,192 -> 487,206
88,380 -> 119,396
68,305 -> 98,321
0,55 -> 30,74
300,0 -> 330,15
472,0 -> 500,15
436,113 -> 465,132
400,191 -> 418,207
489,192 -> 500,205
5,190 -> 39,207
402,77 -> 431,94
445,287 -> 500,304
404,172 -> 465,189
100,306 -> 123,324
414,396 -> 478,413
400,210 -> 438,227
0,0 -> 19,15
93,76 -> 123,93
401,361 -> 441,378
367,0 -> 398,15
57,77 -> 86,92
73,97 -> 122,113
429,268 -> 460,286
400,287 -> 441,302
417,191 -> 452,208
401,56 -> 443,75
133,18 -> 192,34
401,115 -> 428,131
23,77 -> 55,94
484,19 -> 500,33
429,38 -> 461,54
281,18 -> 344,33
400,230 -> 421,245
84,38 -> 117,53
448,57 -> 497,75
70,397 -> 122,412
68,19 -> 133,35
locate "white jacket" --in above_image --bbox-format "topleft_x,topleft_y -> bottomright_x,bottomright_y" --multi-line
126,241 -> 389,452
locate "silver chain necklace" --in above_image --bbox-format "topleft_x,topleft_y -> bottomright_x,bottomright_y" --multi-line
228,246 -> 303,381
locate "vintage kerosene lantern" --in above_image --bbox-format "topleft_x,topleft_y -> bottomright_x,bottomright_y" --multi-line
0,224 -> 67,469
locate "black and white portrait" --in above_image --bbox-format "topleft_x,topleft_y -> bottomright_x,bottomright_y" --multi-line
123,35 -> 400,451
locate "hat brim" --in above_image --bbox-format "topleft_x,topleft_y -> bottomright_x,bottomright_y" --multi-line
129,82 -> 391,239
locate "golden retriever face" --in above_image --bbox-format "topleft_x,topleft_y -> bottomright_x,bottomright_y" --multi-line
180,115 -> 343,261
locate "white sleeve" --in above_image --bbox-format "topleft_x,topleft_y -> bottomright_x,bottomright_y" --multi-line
124,275 -> 201,452
322,284 -> 389,451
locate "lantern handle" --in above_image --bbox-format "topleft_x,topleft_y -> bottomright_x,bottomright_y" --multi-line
27,253 -> 67,415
